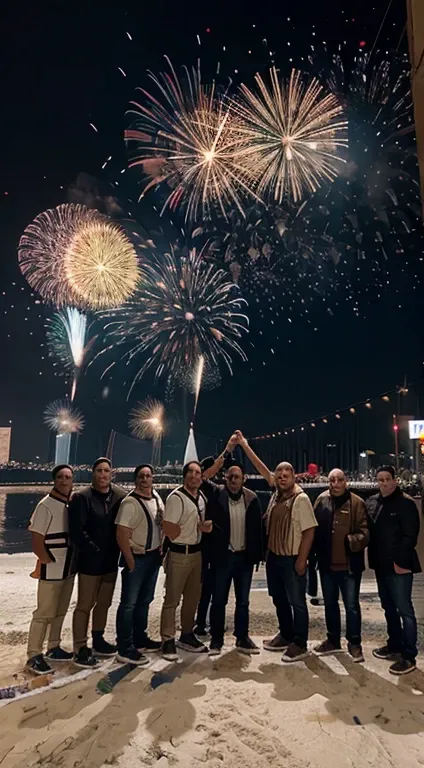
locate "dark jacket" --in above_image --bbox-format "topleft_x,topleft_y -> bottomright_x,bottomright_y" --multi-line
69,484 -> 126,575
312,490 -> 369,574
201,480 -> 264,566
366,487 -> 422,573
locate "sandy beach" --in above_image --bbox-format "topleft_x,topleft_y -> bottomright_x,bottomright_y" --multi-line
0,551 -> 424,768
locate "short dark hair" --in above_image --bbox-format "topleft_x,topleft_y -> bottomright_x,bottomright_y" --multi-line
376,465 -> 396,479
52,464 -> 73,480
92,457 -> 112,472
134,463 -> 154,481
183,460 -> 202,478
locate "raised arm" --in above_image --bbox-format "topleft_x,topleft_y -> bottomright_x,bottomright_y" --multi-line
235,430 -> 274,487
202,433 -> 238,480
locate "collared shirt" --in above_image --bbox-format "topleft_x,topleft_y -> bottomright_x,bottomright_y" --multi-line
29,493 -> 74,580
116,490 -> 163,553
228,496 -> 246,551
267,485 -> 317,556
163,487 -> 206,545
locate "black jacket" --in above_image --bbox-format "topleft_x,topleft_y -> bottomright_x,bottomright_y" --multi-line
366,487 -> 422,574
69,484 -> 126,575
312,490 -> 369,574
201,480 -> 264,566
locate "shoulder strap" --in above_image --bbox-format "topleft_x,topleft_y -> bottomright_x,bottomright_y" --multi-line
128,492 -> 154,550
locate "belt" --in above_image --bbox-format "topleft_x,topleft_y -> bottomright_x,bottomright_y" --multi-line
169,542 -> 202,554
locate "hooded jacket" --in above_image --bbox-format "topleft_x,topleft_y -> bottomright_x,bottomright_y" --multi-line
366,487 -> 421,573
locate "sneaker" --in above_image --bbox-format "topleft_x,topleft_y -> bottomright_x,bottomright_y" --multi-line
314,639 -> 342,656
176,632 -> 208,653
372,645 -> 401,661
389,658 -> 416,676
208,641 -> 222,657
236,637 -> 260,655
73,646 -> 100,669
137,637 -> 161,653
348,643 -> 364,663
117,649 -> 149,666
25,654 -> 53,676
193,625 -> 209,638
162,639 -> 179,661
45,646 -> 73,662
310,598 -> 324,606
263,632 -> 290,652
282,643 -> 309,663
92,634 -> 117,657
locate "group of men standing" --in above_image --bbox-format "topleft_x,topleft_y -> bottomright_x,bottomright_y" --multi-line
26,431 -> 421,678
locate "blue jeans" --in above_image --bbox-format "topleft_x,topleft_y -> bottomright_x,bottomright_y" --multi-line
376,570 -> 418,662
210,551 -> 254,645
116,550 -> 161,654
320,570 -> 362,646
266,552 -> 308,649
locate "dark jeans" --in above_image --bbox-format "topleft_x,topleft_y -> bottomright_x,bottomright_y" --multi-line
307,552 -> 318,598
376,570 -> 418,662
195,557 -> 213,629
210,551 -> 254,645
320,570 -> 362,646
266,552 -> 308,649
116,549 -> 161,654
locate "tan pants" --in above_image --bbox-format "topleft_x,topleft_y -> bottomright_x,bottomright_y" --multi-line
27,576 -> 75,659
73,572 -> 117,651
160,551 -> 202,641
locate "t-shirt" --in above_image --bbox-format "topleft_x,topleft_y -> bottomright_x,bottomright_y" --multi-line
228,497 -> 246,551
267,487 -> 317,556
115,491 -> 163,553
163,487 -> 206,545
29,493 -> 74,581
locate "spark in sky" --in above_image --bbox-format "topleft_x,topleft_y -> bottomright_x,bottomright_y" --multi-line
18,204 -> 101,306
129,398 -> 165,440
100,247 -> 249,394
233,67 -> 348,203
45,308 -> 96,400
64,218 -> 140,309
43,399 -> 84,434
125,56 -> 257,221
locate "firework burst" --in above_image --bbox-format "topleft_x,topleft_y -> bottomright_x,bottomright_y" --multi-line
64,219 -> 140,309
100,247 -> 249,393
129,398 -> 165,440
125,57 -> 258,221
45,308 -> 97,400
44,399 -> 84,434
233,67 -> 348,203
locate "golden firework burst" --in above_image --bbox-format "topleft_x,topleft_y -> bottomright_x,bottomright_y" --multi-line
64,219 -> 140,309
129,398 -> 165,440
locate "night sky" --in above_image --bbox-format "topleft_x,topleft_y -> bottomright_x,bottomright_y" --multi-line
1,0 -> 422,465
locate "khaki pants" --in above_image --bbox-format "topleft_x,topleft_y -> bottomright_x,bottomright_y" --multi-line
160,551 -> 202,641
73,572 -> 117,651
27,576 -> 75,659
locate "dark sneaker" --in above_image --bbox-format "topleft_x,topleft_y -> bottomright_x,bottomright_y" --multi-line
389,658 -> 416,676
372,645 -> 401,661
137,637 -> 161,653
310,598 -> 324,606
208,641 -> 222,657
282,643 -> 309,663
25,654 -> 53,676
45,646 -> 73,662
263,632 -> 290,651
73,646 -> 100,669
177,632 -> 208,653
162,639 -> 179,661
117,649 -> 149,666
236,637 -> 260,655
193,625 -> 209,638
314,639 -> 342,656
92,635 -> 117,657
348,643 -> 364,663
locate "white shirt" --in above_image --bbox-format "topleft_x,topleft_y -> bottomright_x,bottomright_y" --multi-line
229,496 -> 246,552
163,487 -> 206,545
116,491 -> 163,553
29,494 -> 73,581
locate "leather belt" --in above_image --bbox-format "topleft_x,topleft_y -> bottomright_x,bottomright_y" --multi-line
169,542 -> 202,554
